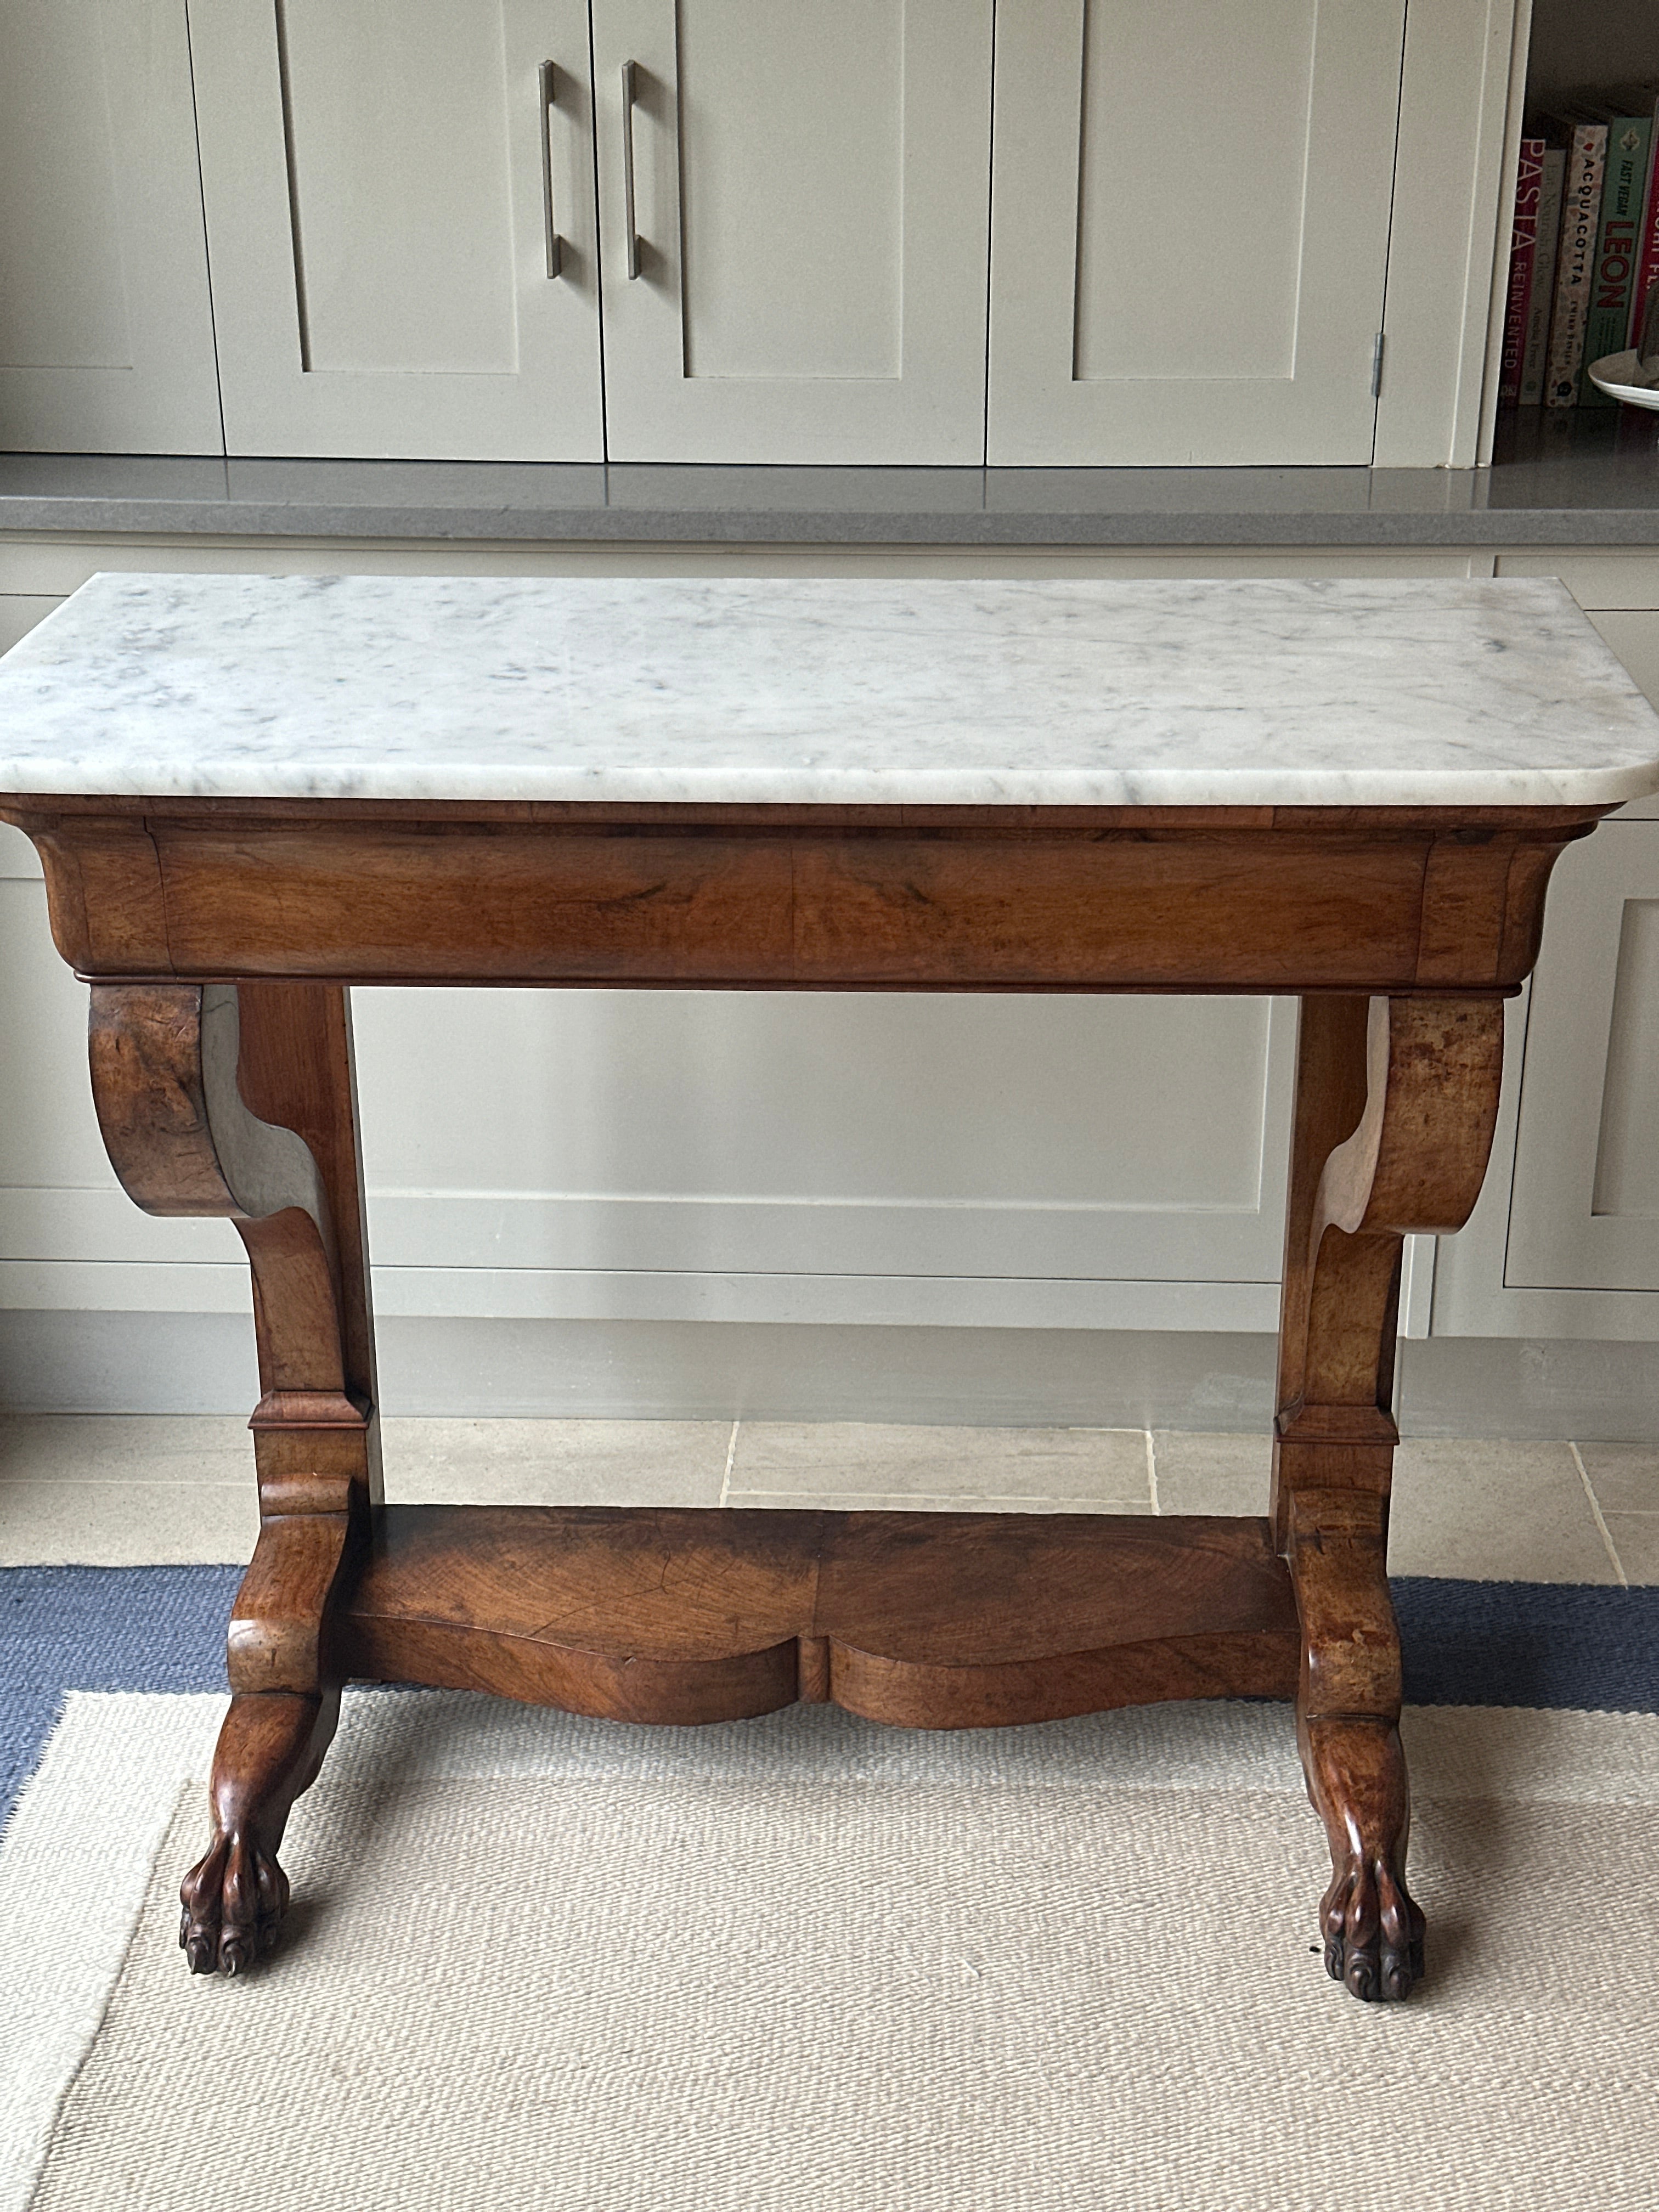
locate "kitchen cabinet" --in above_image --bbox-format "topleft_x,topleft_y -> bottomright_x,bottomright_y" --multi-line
1,0 -> 1519,466
1504,825 -> 1659,1295
987,0 -> 1408,466
188,0 -> 605,460
590,0 -> 993,464
188,0 -> 989,465
0,0 -> 221,454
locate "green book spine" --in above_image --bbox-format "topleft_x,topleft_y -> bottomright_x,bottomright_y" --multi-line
1582,112 -> 1654,404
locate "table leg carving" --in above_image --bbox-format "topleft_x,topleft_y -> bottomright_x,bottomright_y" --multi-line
89,980 -> 379,1973
178,1688 -> 341,1974
1272,994 -> 1504,2000
1287,1485 -> 1420,2000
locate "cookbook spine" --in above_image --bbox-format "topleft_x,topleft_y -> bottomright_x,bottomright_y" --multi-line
1545,122 -> 1609,408
1582,113 -> 1654,403
1629,110 -> 1659,346
1499,139 -> 1547,402
1520,148 -> 1567,403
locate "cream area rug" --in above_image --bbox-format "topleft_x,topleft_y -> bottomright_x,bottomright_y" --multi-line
4,1690 -> 1658,2212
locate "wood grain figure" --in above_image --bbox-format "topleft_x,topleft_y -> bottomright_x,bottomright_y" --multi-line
88,978 -> 377,1972
1272,992 -> 1503,1999
337,1506 -> 1299,1725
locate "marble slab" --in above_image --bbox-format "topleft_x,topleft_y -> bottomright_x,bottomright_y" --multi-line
1,571 -> 1657,808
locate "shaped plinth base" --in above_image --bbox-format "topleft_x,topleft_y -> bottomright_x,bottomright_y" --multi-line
336,1505 -> 1300,1727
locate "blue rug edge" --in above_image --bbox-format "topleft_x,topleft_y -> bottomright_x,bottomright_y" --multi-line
5,1566 -> 1657,1839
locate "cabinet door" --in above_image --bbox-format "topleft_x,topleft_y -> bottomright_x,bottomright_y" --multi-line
352,990 -> 1295,1333
0,0 -> 221,454
589,0 -> 992,464
987,0 -> 1406,466
1506,826 -> 1659,1293
188,0 -> 603,460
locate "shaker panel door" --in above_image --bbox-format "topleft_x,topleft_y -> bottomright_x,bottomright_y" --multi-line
590,0 -> 992,464
188,0 -> 603,459
350,989 -> 1296,1331
0,0 -> 221,453
987,0 -> 1406,465
1506,826 -> 1659,1294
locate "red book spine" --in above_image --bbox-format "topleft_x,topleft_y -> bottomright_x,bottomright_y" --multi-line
1630,120 -> 1659,346
1500,140 -> 1545,402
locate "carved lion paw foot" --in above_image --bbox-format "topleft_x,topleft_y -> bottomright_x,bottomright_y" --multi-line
1320,1855 -> 1425,2001
179,1831 -> 290,1976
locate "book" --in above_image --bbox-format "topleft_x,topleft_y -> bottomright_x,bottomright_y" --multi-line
1544,120 -> 1609,408
1520,148 -> 1567,403
1581,107 -> 1655,403
1630,99 -> 1659,349
1499,139 -> 1547,404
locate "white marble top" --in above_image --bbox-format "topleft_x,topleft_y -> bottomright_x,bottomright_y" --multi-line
1,571 -> 1657,808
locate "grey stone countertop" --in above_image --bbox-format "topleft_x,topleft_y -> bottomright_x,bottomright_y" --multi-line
6,412 -> 1659,548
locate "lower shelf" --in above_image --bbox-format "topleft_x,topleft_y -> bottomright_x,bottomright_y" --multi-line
337,1505 -> 1299,1729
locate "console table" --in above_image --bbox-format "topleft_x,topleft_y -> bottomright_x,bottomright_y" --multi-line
4,571 -> 1656,2005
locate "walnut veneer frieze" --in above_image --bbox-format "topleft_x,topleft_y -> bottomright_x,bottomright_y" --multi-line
5,801 -> 1605,994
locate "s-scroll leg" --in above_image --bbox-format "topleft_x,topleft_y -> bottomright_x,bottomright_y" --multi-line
1272,994 -> 1503,2000
91,981 -> 380,1973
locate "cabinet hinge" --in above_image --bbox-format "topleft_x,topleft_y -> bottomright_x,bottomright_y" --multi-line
1370,332 -> 1385,399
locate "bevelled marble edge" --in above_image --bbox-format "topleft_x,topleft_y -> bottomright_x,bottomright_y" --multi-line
2,762 -> 1658,806
4,570 -> 1658,808
7,450 -> 1659,544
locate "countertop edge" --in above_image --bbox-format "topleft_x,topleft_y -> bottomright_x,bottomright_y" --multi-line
9,497 -> 1659,548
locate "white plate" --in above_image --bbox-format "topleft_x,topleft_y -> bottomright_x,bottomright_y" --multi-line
1587,349 -> 1659,409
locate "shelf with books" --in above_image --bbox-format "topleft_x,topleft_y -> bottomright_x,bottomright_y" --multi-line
1499,91 -> 1659,415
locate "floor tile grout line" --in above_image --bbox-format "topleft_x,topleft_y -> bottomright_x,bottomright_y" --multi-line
1570,1440 -> 1629,1588
1144,1429 -> 1160,1515
723,1491 -> 1156,1509
718,1418 -> 739,1506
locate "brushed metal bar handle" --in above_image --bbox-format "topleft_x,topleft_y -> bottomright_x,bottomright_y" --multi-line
620,59 -> 641,279
538,60 -> 561,278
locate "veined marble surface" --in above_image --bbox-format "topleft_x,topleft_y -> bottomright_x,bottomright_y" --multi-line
1,571 -> 1657,807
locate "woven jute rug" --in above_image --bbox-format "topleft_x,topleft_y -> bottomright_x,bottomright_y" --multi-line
4,1688 -> 1658,2212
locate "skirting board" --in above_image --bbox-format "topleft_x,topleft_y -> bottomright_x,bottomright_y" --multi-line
1,1312 -> 1657,1441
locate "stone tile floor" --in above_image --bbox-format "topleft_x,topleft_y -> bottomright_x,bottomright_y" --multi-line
0,1413 -> 1654,1581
